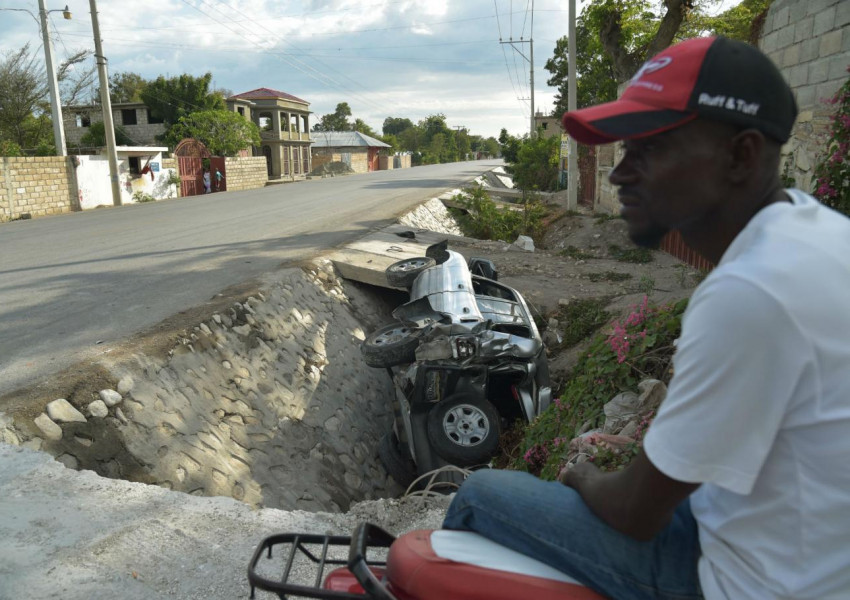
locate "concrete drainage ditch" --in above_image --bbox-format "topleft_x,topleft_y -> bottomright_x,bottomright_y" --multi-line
1,259 -> 412,512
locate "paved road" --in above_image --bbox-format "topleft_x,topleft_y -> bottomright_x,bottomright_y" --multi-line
0,160 -> 500,396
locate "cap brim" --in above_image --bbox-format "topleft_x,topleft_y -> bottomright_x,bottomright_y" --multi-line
562,99 -> 697,145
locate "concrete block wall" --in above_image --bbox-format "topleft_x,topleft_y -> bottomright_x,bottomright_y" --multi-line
223,157 -> 268,191
311,149 -> 369,174
761,0 -> 849,192
0,156 -> 78,220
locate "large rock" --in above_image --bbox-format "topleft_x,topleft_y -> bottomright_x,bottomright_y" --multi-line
34,414 -> 63,441
46,399 -> 87,424
602,391 -> 640,434
637,379 -> 667,413
99,389 -> 123,407
513,235 -> 535,252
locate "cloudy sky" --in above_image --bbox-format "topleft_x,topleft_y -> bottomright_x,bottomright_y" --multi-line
0,0 -> 737,140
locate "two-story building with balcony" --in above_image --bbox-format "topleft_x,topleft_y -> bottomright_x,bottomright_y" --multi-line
226,88 -> 312,179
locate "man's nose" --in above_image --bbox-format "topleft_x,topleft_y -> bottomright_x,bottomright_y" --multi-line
609,157 -> 637,186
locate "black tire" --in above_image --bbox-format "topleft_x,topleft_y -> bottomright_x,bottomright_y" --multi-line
360,323 -> 420,368
378,432 -> 417,488
385,257 -> 436,288
427,394 -> 501,466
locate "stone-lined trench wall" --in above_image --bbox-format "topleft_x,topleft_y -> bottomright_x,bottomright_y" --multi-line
5,259 -> 402,512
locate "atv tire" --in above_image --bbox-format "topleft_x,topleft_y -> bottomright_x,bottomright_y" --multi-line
427,394 -> 501,466
361,323 -> 420,368
385,257 -> 436,289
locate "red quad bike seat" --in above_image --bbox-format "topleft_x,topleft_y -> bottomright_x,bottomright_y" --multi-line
386,529 -> 608,600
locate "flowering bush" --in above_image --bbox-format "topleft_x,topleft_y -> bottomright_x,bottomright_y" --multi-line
812,66 -> 850,215
515,296 -> 688,479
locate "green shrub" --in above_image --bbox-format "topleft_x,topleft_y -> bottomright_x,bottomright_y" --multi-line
515,296 -> 687,479
555,297 -> 611,347
132,191 -> 156,203
454,184 -> 547,243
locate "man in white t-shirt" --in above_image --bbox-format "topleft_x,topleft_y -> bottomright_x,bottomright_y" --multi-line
443,37 -> 850,599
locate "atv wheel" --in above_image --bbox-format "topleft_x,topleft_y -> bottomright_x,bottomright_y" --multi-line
385,257 -> 436,288
378,432 -> 417,488
361,323 -> 420,368
427,394 -> 501,466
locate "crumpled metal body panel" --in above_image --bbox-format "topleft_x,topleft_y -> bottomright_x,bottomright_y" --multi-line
408,250 -> 483,325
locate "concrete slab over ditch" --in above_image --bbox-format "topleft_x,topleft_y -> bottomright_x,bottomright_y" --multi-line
328,223 -> 467,289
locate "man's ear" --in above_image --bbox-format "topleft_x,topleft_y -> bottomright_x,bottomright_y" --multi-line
728,129 -> 764,184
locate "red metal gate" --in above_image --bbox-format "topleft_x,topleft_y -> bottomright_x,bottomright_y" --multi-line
174,138 -> 210,197
178,156 -> 203,196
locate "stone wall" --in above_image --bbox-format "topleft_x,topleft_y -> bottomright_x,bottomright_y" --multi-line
0,156 -> 78,220
224,156 -> 268,191
760,0 -> 849,192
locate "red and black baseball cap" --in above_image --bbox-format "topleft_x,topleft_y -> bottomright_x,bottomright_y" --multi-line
561,36 -> 798,145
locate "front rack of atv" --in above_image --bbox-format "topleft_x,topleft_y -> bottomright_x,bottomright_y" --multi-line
248,524 -> 398,600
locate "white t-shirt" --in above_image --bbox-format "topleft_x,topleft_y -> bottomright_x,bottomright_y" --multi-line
644,190 -> 850,599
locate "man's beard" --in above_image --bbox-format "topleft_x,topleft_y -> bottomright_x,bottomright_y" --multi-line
628,224 -> 669,249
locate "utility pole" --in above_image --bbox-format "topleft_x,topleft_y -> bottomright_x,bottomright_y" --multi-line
567,0 -> 578,210
37,0 -> 68,156
89,0 -> 121,206
529,0 -> 535,136
499,0 -> 535,137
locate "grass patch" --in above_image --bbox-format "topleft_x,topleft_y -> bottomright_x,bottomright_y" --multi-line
560,245 -> 596,260
586,271 -> 632,283
608,244 -> 654,263
556,297 -> 611,348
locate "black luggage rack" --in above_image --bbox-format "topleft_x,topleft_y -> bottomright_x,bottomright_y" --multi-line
248,524 -> 398,600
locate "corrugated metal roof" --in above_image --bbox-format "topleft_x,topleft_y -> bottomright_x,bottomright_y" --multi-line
229,88 -> 309,104
310,131 -> 390,148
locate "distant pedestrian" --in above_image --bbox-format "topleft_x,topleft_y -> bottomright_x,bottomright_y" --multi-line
202,169 -> 211,194
214,167 -> 223,192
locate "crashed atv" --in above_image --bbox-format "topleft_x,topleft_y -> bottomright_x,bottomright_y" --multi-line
361,241 -> 552,487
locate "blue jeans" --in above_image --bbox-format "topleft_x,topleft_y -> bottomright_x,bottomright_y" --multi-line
442,470 -> 703,600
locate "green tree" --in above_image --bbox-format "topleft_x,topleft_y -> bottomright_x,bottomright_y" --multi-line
79,120 -> 134,147
141,73 -> 224,135
498,129 -> 521,163
509,131 -> 560,193
0,44 -> 49,149
163,109 -> 261,156
313,102 -> 353,132
107,72 -> 147,103
352,118 -> 377,137
382,116 -> 414,136
483,137 -> 501,157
